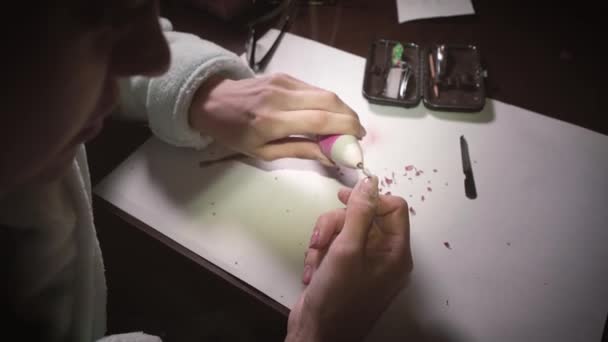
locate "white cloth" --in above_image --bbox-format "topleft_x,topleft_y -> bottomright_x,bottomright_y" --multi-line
0,146 -> 106,341
117,18 -> 254,149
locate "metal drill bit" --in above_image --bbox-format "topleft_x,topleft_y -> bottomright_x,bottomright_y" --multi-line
357,162 -> 373,177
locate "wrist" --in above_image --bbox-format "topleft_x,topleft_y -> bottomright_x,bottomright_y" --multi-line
285,298 -> 323,342
188,74 -> 229,134
285,324 -> 322,342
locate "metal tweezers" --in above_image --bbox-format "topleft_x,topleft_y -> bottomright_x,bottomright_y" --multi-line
398,64 -> 413,99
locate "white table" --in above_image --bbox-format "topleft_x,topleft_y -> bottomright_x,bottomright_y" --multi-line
95,30 -> 608,341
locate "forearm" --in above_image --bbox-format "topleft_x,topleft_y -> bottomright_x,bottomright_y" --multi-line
117,17 -> 253,149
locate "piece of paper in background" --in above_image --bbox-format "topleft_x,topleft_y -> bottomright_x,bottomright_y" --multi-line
396,0 -> 475,23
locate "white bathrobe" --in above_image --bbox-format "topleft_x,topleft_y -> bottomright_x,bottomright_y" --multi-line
0,18 -> 253,342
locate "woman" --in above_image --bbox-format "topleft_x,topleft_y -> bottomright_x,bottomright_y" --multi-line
0,1 -> 412,341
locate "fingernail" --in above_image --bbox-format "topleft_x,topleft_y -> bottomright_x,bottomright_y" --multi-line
360,126 -> 367,137
309,228 -> 320,247
318,154 -> 335,167
360,175 -> 378,197
303,265 -> 312,284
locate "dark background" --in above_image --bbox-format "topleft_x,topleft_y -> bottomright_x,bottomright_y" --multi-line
87,1 -> 607,341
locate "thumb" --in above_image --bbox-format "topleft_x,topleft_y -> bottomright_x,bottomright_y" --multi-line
339,176 -> 379,247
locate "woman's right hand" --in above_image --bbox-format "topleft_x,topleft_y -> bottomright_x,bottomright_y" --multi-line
286,176 -> 413,342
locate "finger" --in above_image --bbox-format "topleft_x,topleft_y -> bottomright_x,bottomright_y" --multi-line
280,89 -> 360,120
302,248 -> 328,285
272,109 -> 365,140
337,188 -> 352,204
375,196 -> 410,238
254,137 -> 334,166
339,187 -> 408,218
376,195 -> 410,218
260,75 -> 365,135
375,196 -> 412,271
310,209 -> 346,249
339,176 -> 379,247
264,73 -> 319,91
339,186 -> 411,259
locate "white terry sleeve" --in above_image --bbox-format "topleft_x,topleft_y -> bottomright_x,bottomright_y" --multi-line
117,18 -> 254,149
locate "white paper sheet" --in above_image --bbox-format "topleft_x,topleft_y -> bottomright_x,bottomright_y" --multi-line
95,30 -> 608,341
396,0 -> 475,23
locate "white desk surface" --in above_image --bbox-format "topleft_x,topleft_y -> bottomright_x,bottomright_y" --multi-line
95,30 -> 608,341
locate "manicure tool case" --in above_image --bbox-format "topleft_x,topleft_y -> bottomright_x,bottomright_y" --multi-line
362,39 -> 486,112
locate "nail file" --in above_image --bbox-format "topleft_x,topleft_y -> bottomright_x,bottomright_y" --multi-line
460,135 -> 477,199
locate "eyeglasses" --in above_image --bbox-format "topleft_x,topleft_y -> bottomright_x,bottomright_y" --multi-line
245,0 -> 297,73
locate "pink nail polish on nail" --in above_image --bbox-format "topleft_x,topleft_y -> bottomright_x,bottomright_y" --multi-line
360,175 -> 378,196
310,229 -> 320,247
303,265 -> 312,283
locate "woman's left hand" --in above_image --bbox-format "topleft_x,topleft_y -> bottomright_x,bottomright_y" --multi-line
189,73 -> 366,166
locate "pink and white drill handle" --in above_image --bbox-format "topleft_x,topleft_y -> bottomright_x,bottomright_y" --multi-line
318,134 -> 364,169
